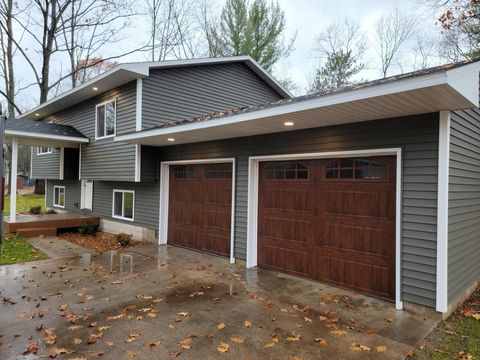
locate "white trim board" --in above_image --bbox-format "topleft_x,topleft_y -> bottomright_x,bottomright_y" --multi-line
436,111 -> 451,313
159,158 -> 237,264
246,148 -> 403,310
5,130 -> 89,143
135,144 -> 141,182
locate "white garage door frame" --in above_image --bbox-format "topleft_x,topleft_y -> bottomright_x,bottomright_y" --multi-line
246,148 -> 403,310
159,158 -> 236,264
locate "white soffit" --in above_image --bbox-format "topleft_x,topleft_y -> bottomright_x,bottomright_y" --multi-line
115,63 -> 480,147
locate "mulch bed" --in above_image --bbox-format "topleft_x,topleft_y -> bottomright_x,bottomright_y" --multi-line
59,232 -> 143,252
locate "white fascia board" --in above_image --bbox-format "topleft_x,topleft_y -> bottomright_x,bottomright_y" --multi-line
18,65 -> 150,120
5,130 -> 90,143
446,62 -> 480,107
115,71 -> 449,143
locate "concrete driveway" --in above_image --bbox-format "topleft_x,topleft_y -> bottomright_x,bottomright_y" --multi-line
0,241 -> 437,359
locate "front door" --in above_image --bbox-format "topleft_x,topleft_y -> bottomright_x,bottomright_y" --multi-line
81,180 -> 93,210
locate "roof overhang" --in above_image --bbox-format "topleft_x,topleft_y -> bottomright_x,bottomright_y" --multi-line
4,130 -> 89,148
18,56 -> 290,120
115,61 -> 480,147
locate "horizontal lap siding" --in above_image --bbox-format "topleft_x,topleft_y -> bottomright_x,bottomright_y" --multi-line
43,81 -> 137,181
47,180 -> 159,231
158,114 -> 439,307
46,180 -> 81,211
142,63 -> 283,129
31,147 -> 60,180
448,108 -> 480,303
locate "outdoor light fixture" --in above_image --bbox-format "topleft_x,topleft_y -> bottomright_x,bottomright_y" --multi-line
167,138 -> 175,142
35,113 -> 40,117
92,87 -> 98,91
284,121 -> 294,126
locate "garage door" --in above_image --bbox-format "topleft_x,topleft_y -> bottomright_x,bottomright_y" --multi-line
168,163 -> 232,257
258,156 -> 396,300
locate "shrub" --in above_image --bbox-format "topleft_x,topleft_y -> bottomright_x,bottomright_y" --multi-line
116,233 -> 132,247
46,208 -> 57,214
29,206 -> 42,214
79,221 -> 98,236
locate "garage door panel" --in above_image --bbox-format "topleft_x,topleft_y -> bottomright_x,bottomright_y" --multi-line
258,156 -> 396,301
168,163 -> 232,257
319,223 -> 395,256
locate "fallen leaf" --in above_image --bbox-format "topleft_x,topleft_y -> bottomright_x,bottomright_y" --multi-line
146,340 -> 161,349
97,326 -> 111,332
243,320 -> 252,327
105,341 -> 114,346
230,336 -> 244,343
126,350 -> 136,358
147,312 -> 157,318
264,342 -> 275,348
68,325 -> 83,330
111,280 -> 124,285
376,345 -> 387,353
286,333 -> 301,342
385,317 -> 394,322
87,332 -> 103,344
350,343 -> 371,351
458,352 -> 473,360
177,311 -> 190,317
125,333 -> 141,343
304,316 -> 312,323
170,351 -> 181,357
72,338 -> 82,345
48,346 -> 72,358
293,357 -> 302,360
178,338 -> 192,349
23,339 -> 39,355
314,337 -> 328,347
330,329 -> 348,336
44,329 -> 57,345
217,342 -> 230,353
217,322 -> 226,330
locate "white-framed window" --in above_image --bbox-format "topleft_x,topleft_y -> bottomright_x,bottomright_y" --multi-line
37,146 -> 52,155
95,98 -> 116,139
53,186 -> 65,208
112,189 -> 134,221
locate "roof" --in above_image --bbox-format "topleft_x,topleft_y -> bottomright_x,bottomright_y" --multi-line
147,57 -> 480,130
5,118 -> 89,146
17,56 -> 291,120
115,59 -> 480,147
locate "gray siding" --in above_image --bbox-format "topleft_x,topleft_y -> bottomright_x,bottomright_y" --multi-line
448,108 -> 480,303
31,147 -> 60,180
46,180 -> 81,211
158,114 -> 440,308
142,63 -> 283,129
47,179 -> 159,231
44,81 -> 137,181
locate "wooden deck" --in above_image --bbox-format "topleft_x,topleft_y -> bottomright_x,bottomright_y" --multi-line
4,213 -> 100,237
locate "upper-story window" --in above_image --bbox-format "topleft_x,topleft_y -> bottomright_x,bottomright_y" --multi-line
37,147 -> 52,155
96,99 -> 116,139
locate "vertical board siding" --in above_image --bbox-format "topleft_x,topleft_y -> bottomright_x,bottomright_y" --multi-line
448,108 -> 480,303
142,63 -> 283,129
31,147 -> 60,180
42,81 -> 137,181
158,113 -> 439,308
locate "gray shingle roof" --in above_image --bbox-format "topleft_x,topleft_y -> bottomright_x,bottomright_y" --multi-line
6,118 -> 88,139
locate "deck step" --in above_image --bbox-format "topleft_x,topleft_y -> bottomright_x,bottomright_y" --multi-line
17,227 -> 57,238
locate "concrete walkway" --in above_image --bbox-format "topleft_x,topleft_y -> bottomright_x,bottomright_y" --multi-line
0,243 -> 438,359
28,236 -> 91,258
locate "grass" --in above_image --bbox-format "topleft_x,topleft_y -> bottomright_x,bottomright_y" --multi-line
0,235 -> 48,265
414,287 -> 480,359
3,194 -> 45,216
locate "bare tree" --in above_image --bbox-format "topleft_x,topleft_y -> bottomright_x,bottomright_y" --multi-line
196,0 -> 222,57
375,8 -> 417,77
413,35 -> 438,69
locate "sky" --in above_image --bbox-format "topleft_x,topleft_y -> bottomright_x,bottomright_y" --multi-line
14,0 -> 444,107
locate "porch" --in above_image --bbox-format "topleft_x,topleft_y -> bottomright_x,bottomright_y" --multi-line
4,212 -> 99,237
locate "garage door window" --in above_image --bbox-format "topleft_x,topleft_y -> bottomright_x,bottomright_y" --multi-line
205,163 -> 232,179
325,158 -> 387,180
112,190 -> 134,221
173,165 -> 196,179
265,162 -> 308,180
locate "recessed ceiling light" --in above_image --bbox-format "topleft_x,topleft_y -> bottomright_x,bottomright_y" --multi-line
92,87 -> 98,91
167,138 -> 175,142
35,113 -> 40,117
284,121 -> 294,126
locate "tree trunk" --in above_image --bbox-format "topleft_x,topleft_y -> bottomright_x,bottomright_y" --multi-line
34,179 -> 45,195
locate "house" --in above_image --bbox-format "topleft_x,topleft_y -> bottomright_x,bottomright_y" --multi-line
7,56 -> 480,317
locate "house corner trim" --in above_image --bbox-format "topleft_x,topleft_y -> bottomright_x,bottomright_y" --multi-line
436,110 -> 451,313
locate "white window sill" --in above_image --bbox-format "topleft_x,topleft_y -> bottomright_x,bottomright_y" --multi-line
112,215 -> 134,222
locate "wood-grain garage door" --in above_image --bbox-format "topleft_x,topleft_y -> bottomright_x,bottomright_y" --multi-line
258,156 -> 396,300
168,163 -> 232,257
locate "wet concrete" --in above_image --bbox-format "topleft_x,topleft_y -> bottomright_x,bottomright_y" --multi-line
28,237 -> 90,258
0,244 -> 438,359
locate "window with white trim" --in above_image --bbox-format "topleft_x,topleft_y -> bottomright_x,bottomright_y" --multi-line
112,190 -> 134,221
37,146 -> 52,155
96,99 -> 116,139
53,186 -> 65,208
